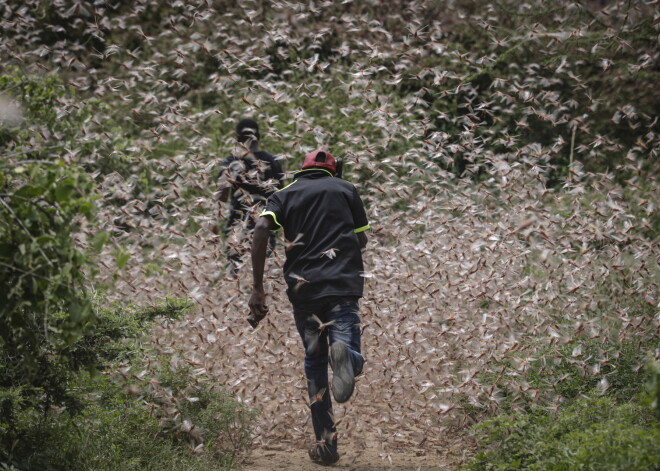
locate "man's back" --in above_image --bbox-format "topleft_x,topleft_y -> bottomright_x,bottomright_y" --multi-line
264,169 -> 369,306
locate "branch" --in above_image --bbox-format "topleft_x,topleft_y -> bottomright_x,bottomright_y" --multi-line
0,193 -> 60,225
0,197 -> 54,266
12,159 -> 61,166
0,260 -> 51,281
0,148 -> 64,160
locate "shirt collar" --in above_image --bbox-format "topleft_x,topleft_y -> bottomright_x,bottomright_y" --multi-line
293,168 -> 335,179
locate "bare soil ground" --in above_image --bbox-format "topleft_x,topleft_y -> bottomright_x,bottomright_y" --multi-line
240,433 -> 470,470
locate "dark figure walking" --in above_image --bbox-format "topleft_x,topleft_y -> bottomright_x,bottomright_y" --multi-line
216,118 -> 283,275
249,149 -> 370,465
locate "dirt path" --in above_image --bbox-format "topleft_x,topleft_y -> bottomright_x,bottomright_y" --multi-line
240,433 -> 469,470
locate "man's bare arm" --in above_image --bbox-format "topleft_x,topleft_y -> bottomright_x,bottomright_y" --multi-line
251,216 -> 275,291
248,215 -> 277,322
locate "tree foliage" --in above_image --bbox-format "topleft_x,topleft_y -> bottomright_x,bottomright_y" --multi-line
0,68 -> 102,463
0,68 -> 98,371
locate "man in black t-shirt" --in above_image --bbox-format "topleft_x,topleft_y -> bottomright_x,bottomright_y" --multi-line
216,118 -> 283,274
249,149 -> 370,466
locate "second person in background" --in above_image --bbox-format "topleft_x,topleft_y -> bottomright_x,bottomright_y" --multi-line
216,118 -> 283,276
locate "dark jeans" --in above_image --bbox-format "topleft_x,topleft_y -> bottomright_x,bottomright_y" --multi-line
293,298 -> 364,448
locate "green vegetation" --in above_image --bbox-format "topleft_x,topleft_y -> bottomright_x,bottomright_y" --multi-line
0,69 -> 96,359
0,68 -> 253,469
1,299 -> 254,471
465,365 -> 660,471
460,248 -> 658,470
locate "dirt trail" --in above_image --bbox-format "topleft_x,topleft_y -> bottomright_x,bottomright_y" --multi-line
240,433 -> 469,470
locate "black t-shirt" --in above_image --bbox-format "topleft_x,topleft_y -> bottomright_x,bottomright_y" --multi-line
261,169 -> 370,307
219,150 -> 283,213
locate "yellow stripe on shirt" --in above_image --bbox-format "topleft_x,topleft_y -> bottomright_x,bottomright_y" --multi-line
260,210 -> 283,230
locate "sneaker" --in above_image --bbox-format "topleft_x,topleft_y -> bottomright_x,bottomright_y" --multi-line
330,342 -> 355,403
308,442 -> 340,465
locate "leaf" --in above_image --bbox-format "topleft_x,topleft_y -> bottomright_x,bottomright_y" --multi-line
36,235 -> 55,245
92,231 -> 109,253
54,179 -> 75,203
115,251 -> 131,269
15,185 -> 45,198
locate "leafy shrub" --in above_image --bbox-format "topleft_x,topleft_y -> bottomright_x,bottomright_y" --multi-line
1,68 -> 99,351
1,373 -> 251,471
75,365 -> 253,471
1,299 -> 253,471
467,393 -> 660,471
1,68 -> 104,455
526,339 -> 654,403
63,297 -> 194,369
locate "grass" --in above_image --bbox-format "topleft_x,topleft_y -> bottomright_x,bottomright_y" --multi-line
1,374 -> 252,471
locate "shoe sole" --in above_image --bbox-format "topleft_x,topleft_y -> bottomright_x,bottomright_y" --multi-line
330,342 -> 354,403
309,446 -> 339,466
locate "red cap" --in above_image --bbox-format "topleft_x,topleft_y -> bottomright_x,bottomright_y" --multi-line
302,149 -> 337,174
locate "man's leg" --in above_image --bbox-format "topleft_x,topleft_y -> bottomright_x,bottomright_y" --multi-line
293,311 -> 339,464
328,301 -> 364,403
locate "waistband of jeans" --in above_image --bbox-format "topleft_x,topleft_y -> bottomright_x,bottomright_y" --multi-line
293,296 -> 359,313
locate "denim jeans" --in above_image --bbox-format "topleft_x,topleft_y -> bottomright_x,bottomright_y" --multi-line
293,298 -> 364,448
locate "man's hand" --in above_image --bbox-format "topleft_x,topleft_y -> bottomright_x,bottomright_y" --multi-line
247,288 -> 268,328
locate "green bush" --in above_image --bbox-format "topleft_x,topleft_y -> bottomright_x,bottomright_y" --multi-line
1,299 -> 253,471
526,339 -> 653,403
76,368 -> 253,471
467,393 -> 660,471
1,67 -> 99,356
63,297 -> 194,369
1,373 -> 252,471
465,335 -> 659,470
1,68 -> 105,457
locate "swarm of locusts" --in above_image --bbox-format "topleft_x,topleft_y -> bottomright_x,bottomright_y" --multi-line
2,0 -> 657,454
